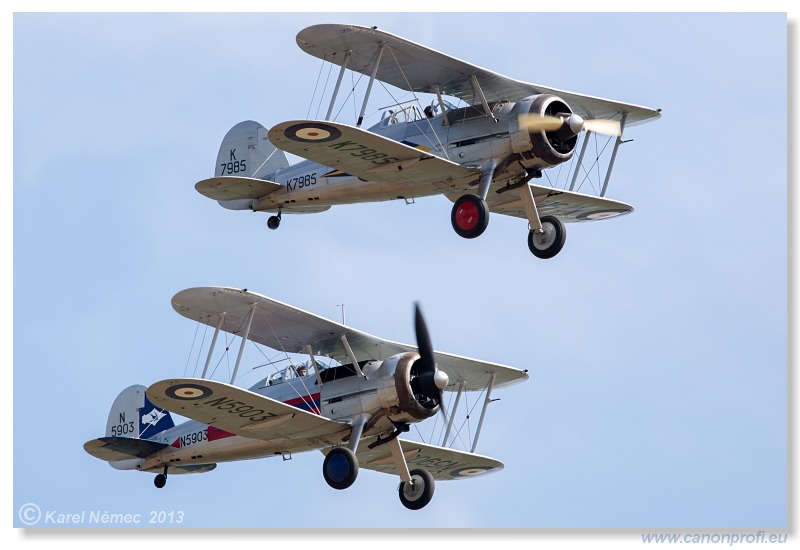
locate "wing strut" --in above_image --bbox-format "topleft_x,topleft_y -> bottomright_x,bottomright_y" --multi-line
568,131 -> 592,192
432,83 -> 450,127
356,42 -> 386,127
230,303 -> 256,385
600,112 -> 629,197
470,373 -> 496,453
325,51 -> 351,121
340,335 -> 366,378
441,380 -> 465,447
469,75 -> 493,119
201,314 -> 225,379
303,344 -> 325,386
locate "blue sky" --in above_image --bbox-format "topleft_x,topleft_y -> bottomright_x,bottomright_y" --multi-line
8,8 -> 791,538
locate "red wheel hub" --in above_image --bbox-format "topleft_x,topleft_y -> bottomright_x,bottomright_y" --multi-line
455,202 -> 480,230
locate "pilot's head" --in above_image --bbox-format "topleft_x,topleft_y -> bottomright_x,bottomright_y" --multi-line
297,365 -> 307,376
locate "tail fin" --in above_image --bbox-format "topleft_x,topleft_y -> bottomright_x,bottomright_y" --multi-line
215,120 -> 289,179
106,385 -> 174,440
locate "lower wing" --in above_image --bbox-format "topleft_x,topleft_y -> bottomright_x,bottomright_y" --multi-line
346,436 -> 503,481
460,184 -> 634,222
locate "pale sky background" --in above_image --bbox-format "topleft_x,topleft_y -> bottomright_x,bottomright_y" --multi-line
7,5 -> 793,541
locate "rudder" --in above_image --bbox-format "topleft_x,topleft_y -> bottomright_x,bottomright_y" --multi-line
215,120 -> 289,180
106,384 -> 175,440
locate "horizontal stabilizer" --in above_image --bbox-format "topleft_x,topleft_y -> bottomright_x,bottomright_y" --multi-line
345,436 -> 503,481
196,176 -> 283,201
84,437 -> 170,462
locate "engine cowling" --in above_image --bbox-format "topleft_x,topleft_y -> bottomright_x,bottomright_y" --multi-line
382,352 -> 442,421
525,94 -> 579,166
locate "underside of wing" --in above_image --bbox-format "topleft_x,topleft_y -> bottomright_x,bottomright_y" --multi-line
84,437 -> 170,462
268,120 -> 478,188
347,437 -> 503,481
469,184 -> 634,223
146,378 -> 350,442
195,176 -> 283,201
296,24 -> 660,126
170,287 -> 528,391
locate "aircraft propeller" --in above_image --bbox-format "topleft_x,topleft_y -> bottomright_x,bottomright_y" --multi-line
414,303 -> 449,410
518,112 -> 621,137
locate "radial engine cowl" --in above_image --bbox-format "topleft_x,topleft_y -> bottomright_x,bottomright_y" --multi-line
527,94 -> 579,165
393,352 -> 440,421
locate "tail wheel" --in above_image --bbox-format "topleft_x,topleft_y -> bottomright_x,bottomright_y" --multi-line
323,447 -> 359,490
451,195 -> 489,239
154,474 -> 167,489
267,215 -> 281,230
527,215 -> 566,259
398,468 -> 435,510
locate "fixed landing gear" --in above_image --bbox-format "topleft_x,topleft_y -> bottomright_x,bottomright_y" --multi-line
322,447 -> 359,490
398,468 -> 435,510
267,211 -> 281,230
154,467 -> 168,489
451,194 -> 489,239
528,215 -> 566,259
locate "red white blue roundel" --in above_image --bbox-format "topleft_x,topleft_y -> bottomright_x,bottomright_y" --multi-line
576,208 -> 629,221
165,383 -> 213,400
283,123 -> 342,143
450,466 -> 495,477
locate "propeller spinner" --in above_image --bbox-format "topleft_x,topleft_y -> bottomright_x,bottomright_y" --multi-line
518,112 -> 621,137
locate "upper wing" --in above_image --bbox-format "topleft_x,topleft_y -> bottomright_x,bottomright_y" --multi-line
268,120 -> 478,187
171,287 -> 528,391
195,176 -> 283,201
344,436 -> 503,481
466,184 -> 634,223
146,378 -> 350,442
296,24 -> 660,126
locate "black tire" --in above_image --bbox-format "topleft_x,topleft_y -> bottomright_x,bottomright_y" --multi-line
398,468 -> 435,510
322,447 -> 359,490
267,215 -> 281,230
451,195 -> 489,239
154,474 -> 167,489
527,215 -> 566,259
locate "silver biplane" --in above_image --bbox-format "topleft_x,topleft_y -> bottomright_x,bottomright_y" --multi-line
197,24 -> 660,259
84,287 -> 527,510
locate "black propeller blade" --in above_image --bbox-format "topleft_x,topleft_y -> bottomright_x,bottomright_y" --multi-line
414,303 -> 448,406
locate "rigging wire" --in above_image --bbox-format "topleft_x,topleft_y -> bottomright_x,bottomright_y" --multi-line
182,320 -> 202,378
306,54 -> 328,120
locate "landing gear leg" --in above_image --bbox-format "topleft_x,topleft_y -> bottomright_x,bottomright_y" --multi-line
321,414 -> 369,490
450,160 -> 496,239
267,210 -> 282,230
154,467 -> 168,489
388,436 -> 435,510
518,183 -> 567,259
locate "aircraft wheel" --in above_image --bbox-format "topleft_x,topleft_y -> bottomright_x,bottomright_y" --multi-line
398,468 -> 435,510
267,215 -> 281,230
323,447 -> 359,490
451,194 -> 489,239
154,474 -> 167,489
527,215 -> 566,259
